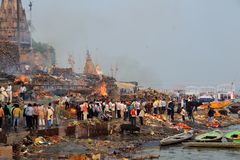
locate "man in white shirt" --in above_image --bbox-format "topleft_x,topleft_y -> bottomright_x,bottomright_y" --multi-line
109,101 -> 116,118
20,85 -> 27,101
6,83 -> 12,103
161,99 -> 167,114
25,104 -> 33,130
0,86 -> 8,102
116,101 -> 122,118
135,100 -> 141,115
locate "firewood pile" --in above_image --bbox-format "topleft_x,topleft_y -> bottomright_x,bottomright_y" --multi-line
51,67 -> 73,79
35,89 -> 53,99
31,75 -> 65,85
121,88 -> 170,101
136,88 -> 170,100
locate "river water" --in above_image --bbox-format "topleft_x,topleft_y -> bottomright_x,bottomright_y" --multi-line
135,125 -> 240,160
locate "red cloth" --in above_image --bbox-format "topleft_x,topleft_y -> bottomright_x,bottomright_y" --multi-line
131,109 -> 137,117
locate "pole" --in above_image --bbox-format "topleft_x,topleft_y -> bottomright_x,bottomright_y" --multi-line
17,0 -> 20,48
16,0 -> 20,69
29,1 -> 33,53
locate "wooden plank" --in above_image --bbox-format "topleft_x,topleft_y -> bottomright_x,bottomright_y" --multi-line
183,142 -> 240,148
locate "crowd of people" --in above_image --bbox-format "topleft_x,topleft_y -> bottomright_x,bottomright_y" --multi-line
0,83 -> 27,103
0,91 -> 220,133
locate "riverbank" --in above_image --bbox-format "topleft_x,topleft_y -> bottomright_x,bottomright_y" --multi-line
1,110 -> 240,160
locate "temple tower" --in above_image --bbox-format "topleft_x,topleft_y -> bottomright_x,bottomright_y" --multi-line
83,50 -> 98,75
0,0 -> 31,49
0,0 -> 31,71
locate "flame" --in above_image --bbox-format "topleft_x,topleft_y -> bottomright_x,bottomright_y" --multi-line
13,91 -> 20,97
90,82 -> 108,97
15,75 -> 29,85
100,82 -> 108,97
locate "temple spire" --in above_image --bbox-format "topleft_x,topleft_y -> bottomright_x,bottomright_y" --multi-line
0,0 -> 23,10
83,50 -> 98,75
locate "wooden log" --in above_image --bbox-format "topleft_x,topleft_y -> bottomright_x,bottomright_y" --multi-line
183,142 -> 240,148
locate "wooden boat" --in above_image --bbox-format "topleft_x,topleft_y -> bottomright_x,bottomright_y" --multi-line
183,142 -> 240,148
160,130 -> 194,146
210,101 -> 231,109
224,130 -> 240,143
228,106 -> 240,114
195,130 -> 223,142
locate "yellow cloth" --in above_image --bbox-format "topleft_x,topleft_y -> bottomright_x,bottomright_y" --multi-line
47,109 -> 53,120
13,108 -> 21,118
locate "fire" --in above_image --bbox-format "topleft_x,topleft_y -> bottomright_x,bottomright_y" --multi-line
100,82 -> 108,97
13,91 -> 20,97
90,82 -> 108,97
15,74 -> 29,85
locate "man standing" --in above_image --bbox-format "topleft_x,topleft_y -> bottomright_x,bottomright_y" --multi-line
153,98 -> 159,115
208,106 -> 215,123
0,86 -> 6,102
82,102 -> 89,121
161,98 -> 167,114
186,100 -> 195,123
47,106 -> 53,128
0,104 -> 4,132
25,104 -> 33,130
6,83 -> 12,103
116,101 -> 121,119
76,104 -> 82,121
167,100 -> 175,122
139,107 -> 145,125
19,85 -> 27,101
135,100 -> 141,116
130,107 -> 137,126
12,104 -> 21,132
38,104 -> 45,128
3,104 -> 10,133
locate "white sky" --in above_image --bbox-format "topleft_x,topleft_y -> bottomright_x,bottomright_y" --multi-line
17,0 -> 240,89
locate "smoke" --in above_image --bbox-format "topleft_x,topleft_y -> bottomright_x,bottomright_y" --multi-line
17,0 -> 240,89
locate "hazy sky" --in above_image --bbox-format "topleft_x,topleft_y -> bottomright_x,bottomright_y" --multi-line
18,0 -> 240,88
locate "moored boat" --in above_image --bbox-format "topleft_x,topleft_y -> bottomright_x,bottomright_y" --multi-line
160,130 -> 194,146
224,130 -> 240,143
210,101 -> 231,109
228,106 -> 240,114
183,142 -> 240,148
195,130 -> 223,142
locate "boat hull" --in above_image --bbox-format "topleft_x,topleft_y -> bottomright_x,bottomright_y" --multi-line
160,131 -> 193,146
195,130 -> 224,142
225,130 -> 240,143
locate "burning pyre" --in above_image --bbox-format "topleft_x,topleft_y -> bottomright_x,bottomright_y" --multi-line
14,75 -> 29,85
91,82 -> 108,97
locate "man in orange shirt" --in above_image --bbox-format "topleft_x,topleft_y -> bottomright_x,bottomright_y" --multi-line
0,104 -> 4,131
82,102 -> 88,121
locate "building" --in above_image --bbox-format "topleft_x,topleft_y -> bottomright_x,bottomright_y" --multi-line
0,0 -> 31,70
0,0 -> 31,49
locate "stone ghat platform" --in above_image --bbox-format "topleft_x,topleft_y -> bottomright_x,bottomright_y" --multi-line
0,122 -> 109,145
